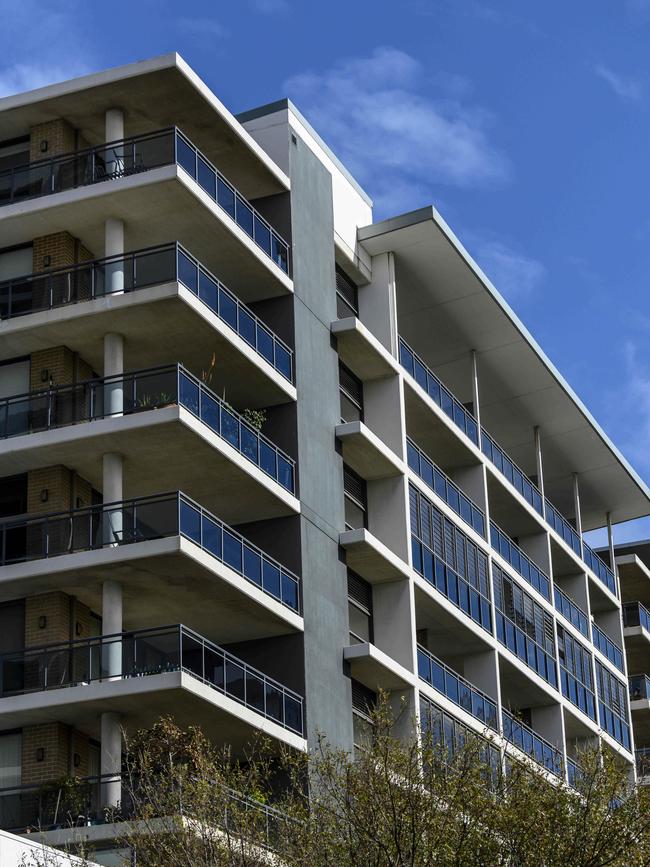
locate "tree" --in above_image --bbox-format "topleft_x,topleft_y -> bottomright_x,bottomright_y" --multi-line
24,703 -> 650,867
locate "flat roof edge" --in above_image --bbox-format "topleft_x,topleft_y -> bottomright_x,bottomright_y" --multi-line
0,52 -> 180,111
237,98 -> 373,207
359,205 -> 650,513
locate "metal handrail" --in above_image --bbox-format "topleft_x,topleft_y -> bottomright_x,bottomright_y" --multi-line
502,708 -> 563,776
0,363 -> 295,492
0,623 -> 303,734
0,242 -> 293,382
0,127 -> 290,274
406,437 -> 485,537
629,674 -> 650,700
0,490 -> 301,612
398,338 -> 479,446
417,644 -> 498,730
490,520 -> 550,600
623,601 -> 650,632
592,623 -> 624,672
553,585 -> 589,637
480,427 -> 544,516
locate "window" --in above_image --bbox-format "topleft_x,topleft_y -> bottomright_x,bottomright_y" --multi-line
0,731 -> 21,788
0,244 -> 33,282
0,137 -> 29,176
557,625 -> 596,721
348,571 -> 373,644
409,484 -> 491,632
336,266 -> 358,319
595,660 -> 631,750
344,465 -> 367,530
352,679 -> 375,754
339,362 -> 363,423
493,564 -> 557,687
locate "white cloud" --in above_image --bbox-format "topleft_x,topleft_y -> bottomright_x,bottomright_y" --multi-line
0,62 -> 90,98
470,238 -> 546,301
177,17 -> 229,38
0,1 -> 92,97
250,0 -> 289,12
594,64 -> 643,101
284,47 -> 510,217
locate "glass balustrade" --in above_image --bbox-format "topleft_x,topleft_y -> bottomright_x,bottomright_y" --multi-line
0,243 -> 293,381
490,521 -> 550,600
592,624 -> 624,672
636,747 -> 650,780
480,429 -> 544,516
417,645 -> 497,730
502,709 -> 563,776
399,338 -> 479,446
0,624 -> 303,734
553,586 -> 589,637
0,364 -> 295,493
406,438 -> 485,537
0,491 -> 301,612
0,128 -> 290,273
582,542 -> 617,597
629,674 -> 650,701
623,601 -> 650,632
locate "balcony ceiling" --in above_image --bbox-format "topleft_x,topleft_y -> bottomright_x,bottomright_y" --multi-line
0,53 -> 289,200
359,208 -> 650,530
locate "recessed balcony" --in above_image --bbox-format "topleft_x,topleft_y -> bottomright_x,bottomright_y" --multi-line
0,129 -> 292,300
0,624 -> 305,747
0,244 -> 295,407
0,365 -> 298,523
0,491 -> 302,640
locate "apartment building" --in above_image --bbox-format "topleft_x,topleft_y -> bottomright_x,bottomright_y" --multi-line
597,540 -> 650,783
0,53 -> 647,860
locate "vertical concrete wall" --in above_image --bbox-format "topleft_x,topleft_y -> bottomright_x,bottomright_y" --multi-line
289,133 -> 353,751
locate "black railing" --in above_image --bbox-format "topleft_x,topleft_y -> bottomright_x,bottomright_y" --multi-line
490,521 -> 550,600
502,709 -> 563,777
0,128 -> 290,274
592,623 -> 624,672
417,645 -> 497,730
0,364 -> 295,493
0,243 -> 293,382
399,338 -> 479,446
0,491 -> 301,612
0,773 -> 294,844
0,624 -> 303,734
553,585 -> 589,637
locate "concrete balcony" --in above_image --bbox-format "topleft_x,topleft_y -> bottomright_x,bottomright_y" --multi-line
0,492 -> 302,640
0,624 -> 305,750
343,642 -> 413,692
0,365 -> 298,524
335,421 -> 404,481
0,129 -> 292,301
338,527 -> 409,584
0,244 -> 295,408
331,317 -> 398,381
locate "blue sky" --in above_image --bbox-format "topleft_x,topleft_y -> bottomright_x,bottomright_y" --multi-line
2,0 -> 650,543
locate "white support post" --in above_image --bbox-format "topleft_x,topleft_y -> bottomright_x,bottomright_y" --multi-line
105,109 -> 124,143
534,426 -> 545,501
470,350 -> 481,430
606,512 -> 620,596
104,332 -> 124,415
100,711 -> 122,809
104,218 -> 125,295
573,473 -> 583,539
102,578 -> 123,676
102,452 -> 123,546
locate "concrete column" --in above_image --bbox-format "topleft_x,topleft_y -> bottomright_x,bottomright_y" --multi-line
104,332 -> 124,416
104,218 -> 125,295
105,109 -> 124,143
358,251 -> 398,354
100,711 -> 122,809
470,350 -> 481,430
573,473 -> 583,538
102,579 -> 123,677
103,452 -> 124,546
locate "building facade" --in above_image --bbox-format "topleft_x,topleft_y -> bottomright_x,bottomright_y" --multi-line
0,53 -> 647,860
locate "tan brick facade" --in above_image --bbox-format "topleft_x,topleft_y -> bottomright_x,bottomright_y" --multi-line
27,466 -> 72,515
32,231 -> 94,273
21,722 -> 90,784
29,347 -> 74,390
29,119 -> 76,163
24,590 -> 95,647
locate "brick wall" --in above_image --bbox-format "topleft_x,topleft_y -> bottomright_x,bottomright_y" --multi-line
27,466 -> 72,515
21,723 -> 70,785
29,120 -> 76,163
24,590 -> 95,647
29,347 -> 74,390
32,232 -> 95,273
